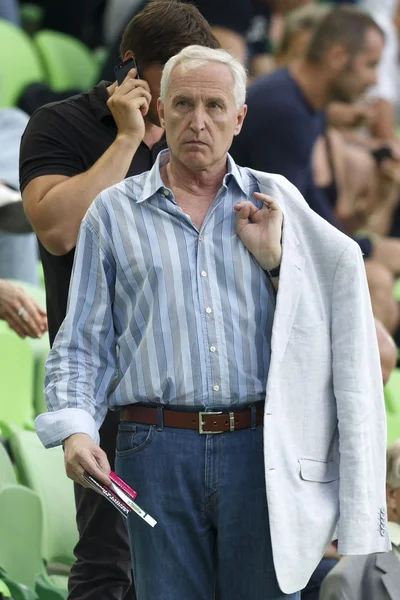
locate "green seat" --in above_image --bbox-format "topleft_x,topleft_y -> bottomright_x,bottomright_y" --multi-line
9,430 -> 78,567
0,484 -> 44,590
0,19 -> 45,107
34,349 -> 49,416
0,484 -> 67,600
34,30 -> 99,91
0,328 -> 35,436
0,441 -> 17,487
387,413 -> 400,446
384,368 -> 400,415
384,369 -> 400,445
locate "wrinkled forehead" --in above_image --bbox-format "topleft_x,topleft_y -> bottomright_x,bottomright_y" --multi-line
167,62 -> 236,101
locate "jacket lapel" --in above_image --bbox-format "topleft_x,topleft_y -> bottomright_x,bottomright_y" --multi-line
376,552 -> 400,600
258,180 -> 305,365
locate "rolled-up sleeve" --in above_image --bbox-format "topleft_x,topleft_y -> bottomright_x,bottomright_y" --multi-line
35,214 -> 117,448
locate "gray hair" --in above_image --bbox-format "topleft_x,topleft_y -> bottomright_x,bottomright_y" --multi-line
160,45 -> 247,109
387,439 -> 400,489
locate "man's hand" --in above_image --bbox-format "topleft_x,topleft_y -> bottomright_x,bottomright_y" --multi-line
63,433 -> 111,487
107,68 -> 152,142
234,192 -> 283,271
0,280 -> 47,338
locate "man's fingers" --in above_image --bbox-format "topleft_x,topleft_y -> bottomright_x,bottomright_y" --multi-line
234,201 -> 258,220
20,296 -> 47,337
253,192 -> 280,212
117,74 -> 150,95
66,450 -> 111,487
5,313 -> 26,338
92,447 -> 112,479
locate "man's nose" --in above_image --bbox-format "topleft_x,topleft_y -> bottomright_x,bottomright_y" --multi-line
190,107 -> 206,132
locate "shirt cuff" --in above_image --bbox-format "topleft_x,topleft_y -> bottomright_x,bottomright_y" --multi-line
35,408 -> 100,448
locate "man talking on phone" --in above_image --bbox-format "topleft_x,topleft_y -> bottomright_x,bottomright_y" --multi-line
19,3 -> 219,599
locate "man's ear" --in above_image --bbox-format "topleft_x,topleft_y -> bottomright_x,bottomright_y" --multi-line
158,98 -> 165,128
234,104 -> 247,136
122,50 -> 134,61
327,44 -> 349,72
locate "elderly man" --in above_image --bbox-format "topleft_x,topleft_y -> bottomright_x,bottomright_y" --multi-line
35,46 -> 389,599
320,439 -> 400,599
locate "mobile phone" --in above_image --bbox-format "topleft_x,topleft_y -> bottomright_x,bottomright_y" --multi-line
114,57 -> 139,85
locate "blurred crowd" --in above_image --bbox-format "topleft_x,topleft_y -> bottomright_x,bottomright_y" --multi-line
1,0 -> 400,598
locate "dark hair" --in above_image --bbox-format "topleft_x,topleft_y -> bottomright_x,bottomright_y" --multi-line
120,1 -> 220,70
306,5 -> 384,64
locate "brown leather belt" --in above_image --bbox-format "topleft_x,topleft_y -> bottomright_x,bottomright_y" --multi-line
120,403 -> 264,434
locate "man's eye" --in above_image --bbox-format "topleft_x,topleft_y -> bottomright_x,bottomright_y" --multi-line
176,100 -> 188,107
209,102 -> 222,109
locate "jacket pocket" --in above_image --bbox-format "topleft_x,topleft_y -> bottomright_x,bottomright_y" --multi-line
299,458 -> 339,483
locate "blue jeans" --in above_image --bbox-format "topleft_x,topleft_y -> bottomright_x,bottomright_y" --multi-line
115,413 -> 300,600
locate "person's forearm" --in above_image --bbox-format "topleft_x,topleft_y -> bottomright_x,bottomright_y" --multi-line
30,134 -> 141,255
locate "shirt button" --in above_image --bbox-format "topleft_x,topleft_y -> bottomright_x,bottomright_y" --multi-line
201,271 -> 207,277
213,384 -> 220,392
206,307 -> 212,314
199,236 -> 204,241
210,346 -> 216,353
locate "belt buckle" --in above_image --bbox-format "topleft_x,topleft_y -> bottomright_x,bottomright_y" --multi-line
199,411 -> 223,434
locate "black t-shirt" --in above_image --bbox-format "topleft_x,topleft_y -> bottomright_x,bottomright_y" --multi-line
20,81 -> 167,345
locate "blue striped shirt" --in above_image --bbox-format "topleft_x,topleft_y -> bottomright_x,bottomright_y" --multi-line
36,150 -> 275,447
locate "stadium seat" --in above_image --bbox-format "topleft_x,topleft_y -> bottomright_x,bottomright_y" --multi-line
0,441 -> 17,487
34,30 -> 99,91
9,430 -> 78,567
384,368 -> 400,415
0,483 -> 43,592
0,484 -> 67,599
34,349 -> 48,416
0,327 -> 35,436
0,19 -> 45,107
384,369 -> 400,445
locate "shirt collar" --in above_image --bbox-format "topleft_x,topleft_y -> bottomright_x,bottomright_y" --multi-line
388,521 -> 400,548
138,149 -> 248,203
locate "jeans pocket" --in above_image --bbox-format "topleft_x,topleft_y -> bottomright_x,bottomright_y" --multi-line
116,422 -> 155,457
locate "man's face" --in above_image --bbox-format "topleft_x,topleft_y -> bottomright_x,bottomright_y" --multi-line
158,63 -> 247,172
140,63 -> 163,126
330,28 -> 384,103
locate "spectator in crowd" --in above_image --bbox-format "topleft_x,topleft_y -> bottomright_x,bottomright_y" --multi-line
35,43 -> 389,600
100,0 -> 311,83
0,278 -> 47,338
231,6 -> 400,335
20,3 -> 219,599
320,439 -> 400,599
0,108 -> 39,284
359,0 -> 400,144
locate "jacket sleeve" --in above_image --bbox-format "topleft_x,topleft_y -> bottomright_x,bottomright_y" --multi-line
331,242 -> 391,554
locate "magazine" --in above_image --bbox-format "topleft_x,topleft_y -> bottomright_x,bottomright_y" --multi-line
83,470 -> 157,527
